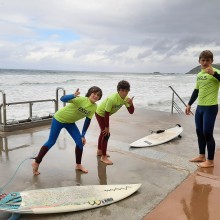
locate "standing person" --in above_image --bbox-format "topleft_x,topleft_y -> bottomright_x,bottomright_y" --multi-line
95,80 -> 134,165
185,50 -> 220,168
32,86 -> 102,175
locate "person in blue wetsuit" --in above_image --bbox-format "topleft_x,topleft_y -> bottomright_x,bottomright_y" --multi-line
32,86 -> 102,175
185,50 -> 220,168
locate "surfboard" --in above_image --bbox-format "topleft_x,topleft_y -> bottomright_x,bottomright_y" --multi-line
130,124 -> 183,148
0,184 -> 141,214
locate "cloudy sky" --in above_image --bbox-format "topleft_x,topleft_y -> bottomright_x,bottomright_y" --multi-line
0,0 -> 220,73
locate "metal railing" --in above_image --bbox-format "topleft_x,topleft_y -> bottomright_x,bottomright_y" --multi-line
0,87 -> 66,131
12,99 -> 55,115
169,86 -> 188,115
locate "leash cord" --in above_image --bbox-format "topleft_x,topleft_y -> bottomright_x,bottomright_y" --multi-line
0,155 -> 36,194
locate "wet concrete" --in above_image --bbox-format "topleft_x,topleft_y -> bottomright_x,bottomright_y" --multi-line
0,109 -> 220,220
143,149 -> 220,220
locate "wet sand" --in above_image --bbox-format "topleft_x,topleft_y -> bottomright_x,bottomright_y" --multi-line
0,109 -> 220,220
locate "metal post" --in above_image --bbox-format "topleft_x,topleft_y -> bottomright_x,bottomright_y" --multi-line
0,104 -> 2,124
0,90 -> 7,125
56,87 -> 66,111
171,92 -> 174,114
29,102 -> 33,119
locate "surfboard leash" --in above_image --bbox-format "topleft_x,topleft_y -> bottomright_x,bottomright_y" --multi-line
0,153 -> 37,194
8,213 -> 21,220
149,124 -> 182,134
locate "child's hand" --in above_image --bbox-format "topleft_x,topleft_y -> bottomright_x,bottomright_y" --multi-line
82,137 -> 86,145
127,96 -> 134,105
102,127 -> 110,136
185,104 -> 193,115
205,66 -> 214,75
185,105 -> 191,115
74,88 -> 80,97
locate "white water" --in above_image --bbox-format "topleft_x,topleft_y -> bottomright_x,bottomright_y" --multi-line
0,69 -> 197,120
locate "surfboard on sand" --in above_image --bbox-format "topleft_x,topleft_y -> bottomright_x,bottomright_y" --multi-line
130,124 -> 183,148
0,184 -> 141,214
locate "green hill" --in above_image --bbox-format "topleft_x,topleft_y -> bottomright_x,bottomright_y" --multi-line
186,63 -> 220,74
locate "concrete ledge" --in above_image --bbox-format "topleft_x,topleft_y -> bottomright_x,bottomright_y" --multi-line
0,117 -> 52,132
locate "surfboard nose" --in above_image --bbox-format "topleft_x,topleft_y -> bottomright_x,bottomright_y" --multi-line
0,192 -> 22,211
0,193 -> 7,200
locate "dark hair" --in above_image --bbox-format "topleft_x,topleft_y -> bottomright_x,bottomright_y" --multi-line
85,86 -> 102,100
199,50 -> 213,61
117,80 -> 130,91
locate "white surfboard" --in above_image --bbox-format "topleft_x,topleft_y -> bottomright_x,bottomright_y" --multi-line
0,184 -> 141,214
130,124 -> 183,148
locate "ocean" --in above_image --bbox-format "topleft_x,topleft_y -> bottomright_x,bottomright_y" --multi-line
0,69 -> 198,121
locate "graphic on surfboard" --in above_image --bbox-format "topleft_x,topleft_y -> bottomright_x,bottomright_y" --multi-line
0,184 -> 141,214
130,124 -> 183,147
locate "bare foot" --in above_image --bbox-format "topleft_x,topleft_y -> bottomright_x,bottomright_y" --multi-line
75,164 -> 88,173
197,160 -> 214,168
189,155 -> 206,162
32,162 -> 40,175
100,156 -> 113,165
97,150 -> 110,157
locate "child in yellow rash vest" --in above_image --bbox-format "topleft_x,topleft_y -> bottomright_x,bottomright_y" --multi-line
185,50 -> 220,168
32,86 -> 102,175
95,80 -> 134,165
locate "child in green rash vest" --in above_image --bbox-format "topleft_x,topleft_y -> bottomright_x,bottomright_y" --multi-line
95,80 -> 134,165
185,50 -> 220,168
32,86 -> 102,175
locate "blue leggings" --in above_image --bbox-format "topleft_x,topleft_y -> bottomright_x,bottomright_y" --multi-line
40,118 -> 84,164
195,105 -> 218,160
44,118 -> 83,149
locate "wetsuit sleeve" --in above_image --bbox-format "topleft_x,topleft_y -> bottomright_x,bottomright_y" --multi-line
188,89 -> 199,106
104,111 -> 110,128
127,104 -> 134,114
213,72 -> 220,81
81,117 -> 91,137
60,94 -> 75,102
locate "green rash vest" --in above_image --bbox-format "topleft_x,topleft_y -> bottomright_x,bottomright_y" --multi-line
54,96 -> 97,123
195,67 -> 220,106
96,92 -> 130,117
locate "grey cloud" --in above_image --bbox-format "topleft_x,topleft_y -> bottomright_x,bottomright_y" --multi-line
104,45 -> 129,56
1,0 -> 220,72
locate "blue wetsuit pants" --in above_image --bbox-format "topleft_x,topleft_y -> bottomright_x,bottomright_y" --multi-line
195,105 -> 218,160
35,118 -> 84,164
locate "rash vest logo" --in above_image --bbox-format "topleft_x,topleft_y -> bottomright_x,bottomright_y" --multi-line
113,104 -> 123,109
197,75 -> 207,81
78,107 -> 91,116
